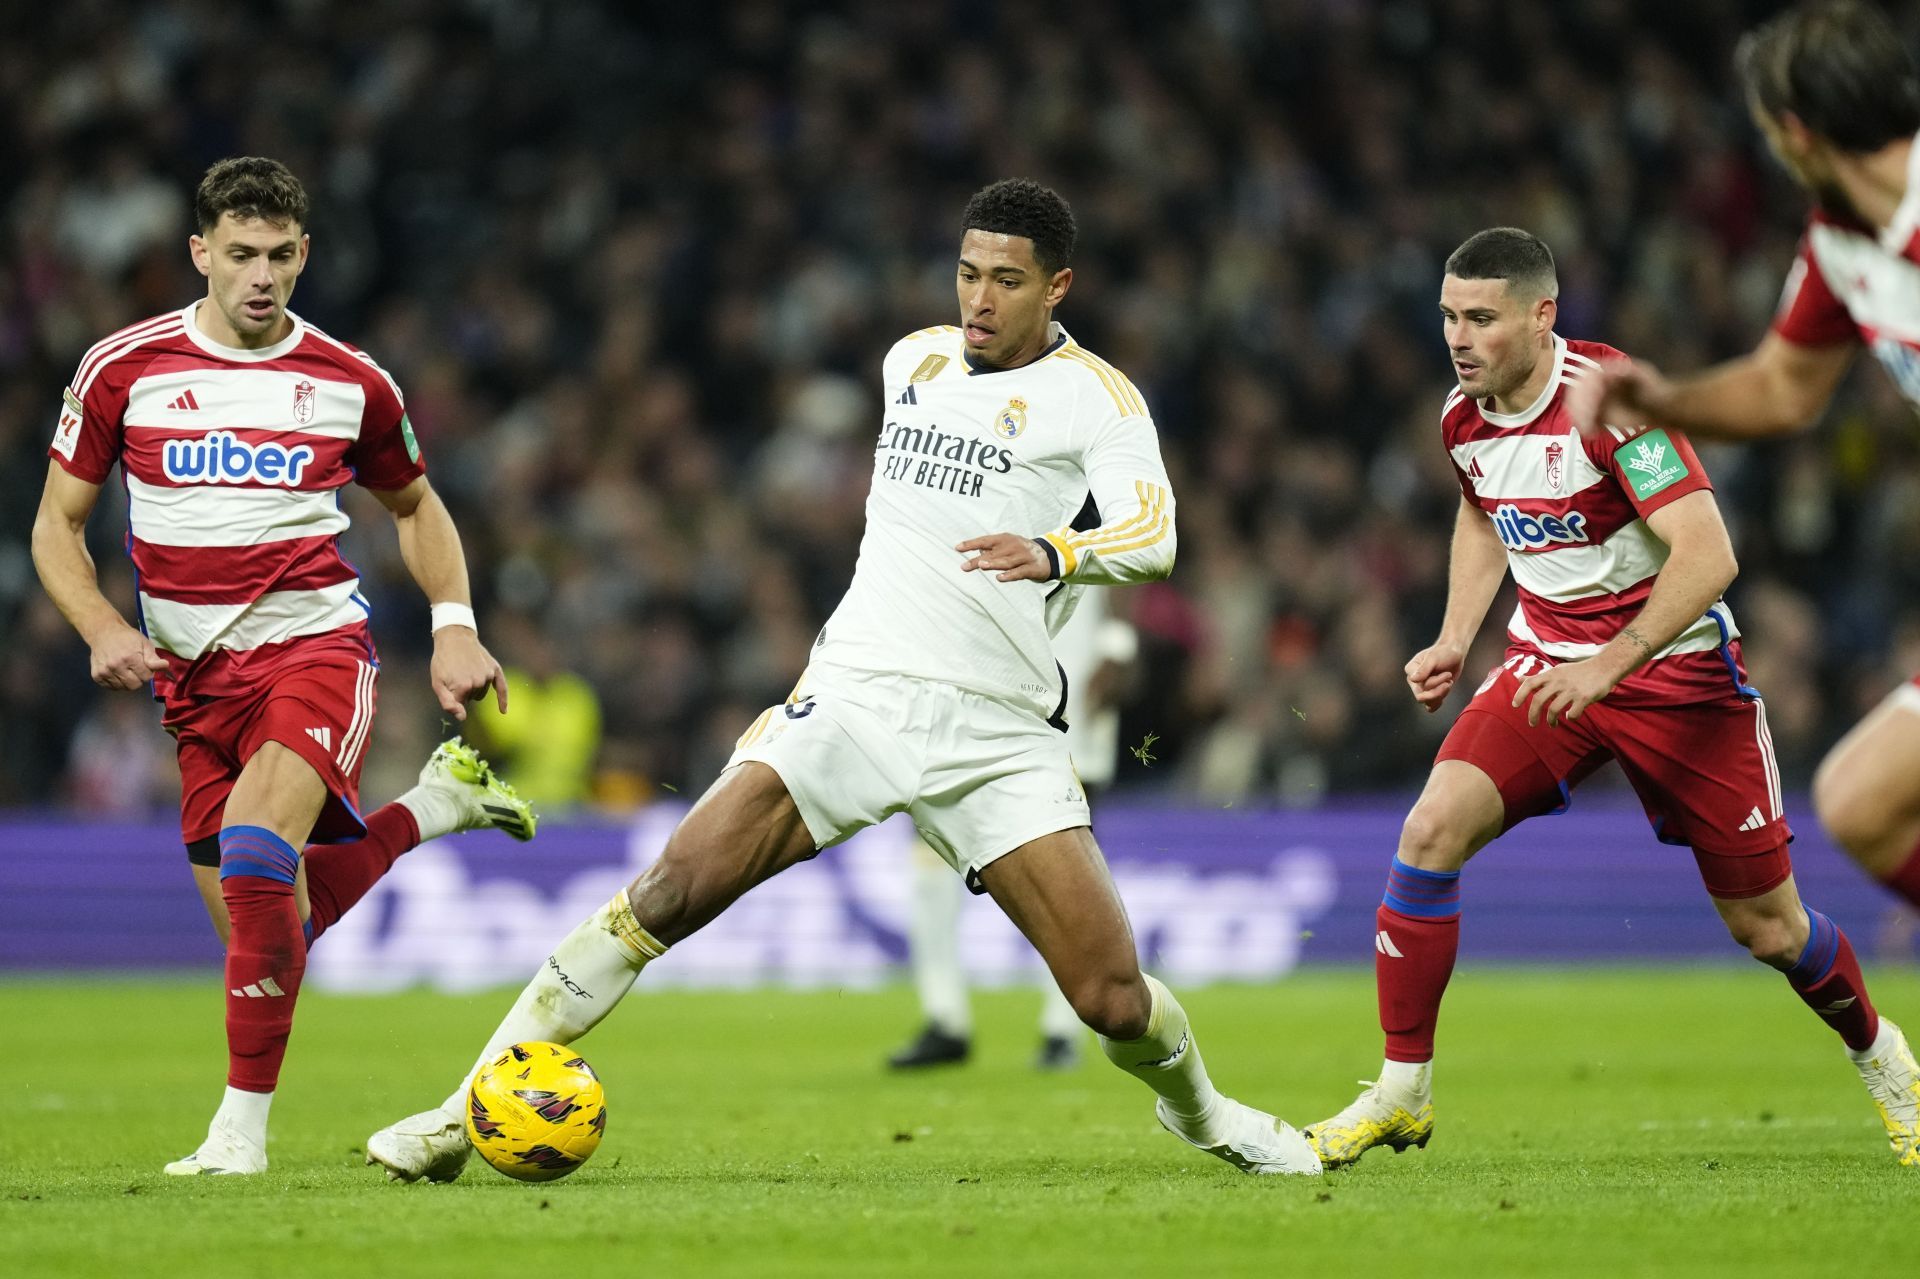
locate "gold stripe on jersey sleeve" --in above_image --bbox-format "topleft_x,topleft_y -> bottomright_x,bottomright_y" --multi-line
1090,352 -> 1147,416
1064,346 -> 1147,416
1063,482 -> 1158,551
1059,348 -> 1135,416
1067,483 -> 1168,552
1078,522 -> 1171,561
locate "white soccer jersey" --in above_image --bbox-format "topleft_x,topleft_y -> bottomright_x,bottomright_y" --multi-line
811,322 -> 1175,720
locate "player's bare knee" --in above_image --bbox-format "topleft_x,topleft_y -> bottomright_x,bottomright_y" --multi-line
1722,908 -> 1805,969
1070,973 -> 1151,1040
1811,760 -> 1880,856
1397,805 -> 1471,872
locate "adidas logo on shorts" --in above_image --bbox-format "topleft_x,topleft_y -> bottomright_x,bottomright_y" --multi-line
1737,807 -> 1767,832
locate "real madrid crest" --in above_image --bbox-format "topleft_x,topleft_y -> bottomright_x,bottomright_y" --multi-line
996,397 -> 1027,439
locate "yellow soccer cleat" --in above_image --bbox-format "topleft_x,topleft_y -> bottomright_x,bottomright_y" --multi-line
420,737 -> 538,842
1854,1019 -> 1920,1167
1303,1080 -> 1434,1169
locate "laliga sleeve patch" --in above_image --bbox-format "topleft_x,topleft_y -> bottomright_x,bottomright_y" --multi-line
52,388 -> 84,461
1614,427 -> 1689,500
400,412 -> 420,463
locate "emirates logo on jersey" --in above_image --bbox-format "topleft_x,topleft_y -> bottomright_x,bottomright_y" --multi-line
292,379 -> 316,425
1543,441 -> 1564,494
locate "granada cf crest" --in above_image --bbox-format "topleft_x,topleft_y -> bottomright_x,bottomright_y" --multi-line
996,397 -> 1027,439
1543,441 -> 1564,493
292,379 -> 316,425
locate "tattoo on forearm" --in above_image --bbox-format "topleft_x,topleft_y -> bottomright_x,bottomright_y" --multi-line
1620,626 -> 1655,660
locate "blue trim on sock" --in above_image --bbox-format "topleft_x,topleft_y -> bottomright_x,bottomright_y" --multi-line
1787,909 -> 1840,986
1383,856 -> 1462,920
218,825 -> 299,885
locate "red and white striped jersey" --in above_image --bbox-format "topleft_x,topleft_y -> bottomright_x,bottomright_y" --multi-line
48,302 -> 425,694
1443,336 -> 1744,705
1772,132 -> 1920,406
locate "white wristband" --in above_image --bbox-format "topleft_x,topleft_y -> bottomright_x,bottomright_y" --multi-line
430,602 -> 477,635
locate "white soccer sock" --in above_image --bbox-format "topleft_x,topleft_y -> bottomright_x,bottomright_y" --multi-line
1037,979 -> 1081,1041
397,783 -> 463,843
907,840 -> 971,1037
1848,1018 -> 1898,1065
212,1085 -> 273,1146
1100,975 -> 1220,1127
1379,1058 -> 1433,1098
437,889 -> 666,1116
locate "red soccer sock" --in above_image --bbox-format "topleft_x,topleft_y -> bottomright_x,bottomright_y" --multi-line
220,826 -> 309,1094
1785,908 -> 1880,1053
1376,859 -> 1463,1063
1883,844 -> 1920,911
303,803 -> 421,945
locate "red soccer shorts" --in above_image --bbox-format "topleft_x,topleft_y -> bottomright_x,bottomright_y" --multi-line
1436,649 -> 1793,899
163,628 -> 379,845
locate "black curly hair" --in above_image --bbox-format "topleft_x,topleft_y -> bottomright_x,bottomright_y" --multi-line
961,178 -> 1077,275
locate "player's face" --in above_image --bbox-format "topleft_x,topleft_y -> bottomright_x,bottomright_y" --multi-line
190,213 -> 308,348
1439,275 -> 1554,402
1750,102 -> 1855,219
956,229 -> 1071,369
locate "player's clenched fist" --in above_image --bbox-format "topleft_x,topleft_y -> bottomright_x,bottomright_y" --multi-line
956,533 -> 1053,582
1404,641 -> 1466,713
1568,358 -> 1664,443
431,628 -> 509,721
89,624 -> 171,691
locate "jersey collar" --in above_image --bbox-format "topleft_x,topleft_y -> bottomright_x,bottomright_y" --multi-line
1475,334 -> 1566,428
963,321 -> 1069,375
183,300 -> 307,362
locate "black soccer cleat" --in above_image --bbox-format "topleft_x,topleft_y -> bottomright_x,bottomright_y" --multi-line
1033,1034 -> 1081,1072
886,1024 -> 971,1069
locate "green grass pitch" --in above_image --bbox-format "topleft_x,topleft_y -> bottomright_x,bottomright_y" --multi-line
3,967 -> 1915,1278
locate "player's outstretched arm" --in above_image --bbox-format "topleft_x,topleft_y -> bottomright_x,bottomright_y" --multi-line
1570,334 -> 1854,444
1408,497 -> 1508,713
30,461 -> 169,691
1512,490 -> 1737,727
371,476 -> 507,721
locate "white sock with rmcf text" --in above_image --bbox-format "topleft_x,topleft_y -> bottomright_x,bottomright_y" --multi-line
439,889 -> 666,1117
1099,975 -> 1220,1128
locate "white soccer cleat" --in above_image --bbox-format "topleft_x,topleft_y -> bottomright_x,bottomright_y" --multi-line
1854,1019 -> 1920,1168
1156,1096 -> 1324,1176
162,1121 -> 267,1176
419,738 -> 537,841
365,1107 -> 472,1183
1303,1079 -> 1434,1169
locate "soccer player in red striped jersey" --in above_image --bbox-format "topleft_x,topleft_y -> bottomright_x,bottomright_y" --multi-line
1301,228 -> 1913,1168
1570,2 -> 1920,1160
31,157 -> 537,1175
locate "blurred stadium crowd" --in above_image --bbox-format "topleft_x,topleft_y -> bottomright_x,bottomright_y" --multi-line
6,0 -> 1920,817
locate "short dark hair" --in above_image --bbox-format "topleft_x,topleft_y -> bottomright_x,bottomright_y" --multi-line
961,178 -> 1076,275
1444,227 -> 1558,300
1736,1 -> 1920,152
194,156 -> 309,233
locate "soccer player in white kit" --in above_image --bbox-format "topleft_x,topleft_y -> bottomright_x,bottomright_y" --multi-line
885,587 -> 1138,1071
367,178 -> 1322,1180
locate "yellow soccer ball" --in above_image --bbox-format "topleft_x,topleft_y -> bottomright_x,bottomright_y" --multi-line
465,1042 -> 607,1182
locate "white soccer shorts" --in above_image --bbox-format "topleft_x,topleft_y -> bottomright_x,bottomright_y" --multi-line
727,665 -> 1092,888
